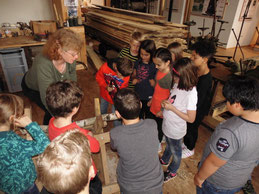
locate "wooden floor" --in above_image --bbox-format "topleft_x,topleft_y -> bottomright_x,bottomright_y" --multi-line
18,45 -> 259,194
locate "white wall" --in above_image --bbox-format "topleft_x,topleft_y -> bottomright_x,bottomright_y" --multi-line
227,0 -> 259,48
163,0 -> 186,24
0,0 -> 54,25
189,0 -> 259,48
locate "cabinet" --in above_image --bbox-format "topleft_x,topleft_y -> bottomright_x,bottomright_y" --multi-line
0,48 -> 28,92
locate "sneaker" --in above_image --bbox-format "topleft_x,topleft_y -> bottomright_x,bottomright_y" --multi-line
182,142 -> 187,150
159,158 -> 168,166
162,135 -> 166,143
164,170 -> 177,183
242,180 -> 256,194
182,148 -> 194,159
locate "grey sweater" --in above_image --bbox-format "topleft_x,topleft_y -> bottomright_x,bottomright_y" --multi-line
110,119 -> 163,194
25,53 -> 77,108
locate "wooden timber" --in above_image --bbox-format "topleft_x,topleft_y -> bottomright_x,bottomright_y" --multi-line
93,4 -> 166,22
84,6 -> 187,50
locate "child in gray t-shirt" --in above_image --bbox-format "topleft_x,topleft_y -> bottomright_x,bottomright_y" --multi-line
194,76 -> 259,194
110,88 -> 163,194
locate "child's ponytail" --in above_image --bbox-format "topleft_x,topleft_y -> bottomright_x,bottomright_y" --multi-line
0,94 -> 24,130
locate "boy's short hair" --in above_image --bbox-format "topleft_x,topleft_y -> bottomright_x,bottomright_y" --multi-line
37,129 -> 91,194
46,80 -> 83,118
114,88 -> 141,119
223,76 -> 259,110
191,38 -> 216,59
113,57 -> 134,77
131,31 -> 143,42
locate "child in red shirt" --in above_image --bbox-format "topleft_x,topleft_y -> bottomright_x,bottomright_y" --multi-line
149,48 -> 172,144
46,80 -> 101,194
96,57 -> 134,126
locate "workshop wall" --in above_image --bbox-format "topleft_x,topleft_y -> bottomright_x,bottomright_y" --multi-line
0,0 -> 54,25
189,0 -> 259,48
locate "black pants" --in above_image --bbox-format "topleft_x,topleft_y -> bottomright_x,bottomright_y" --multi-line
184,114 -> 205,150
151,113 -> 164,142
89,174 -> 102,194
139,100 -> 153,120
21,74 -> 52,125
40,175 -> 102,194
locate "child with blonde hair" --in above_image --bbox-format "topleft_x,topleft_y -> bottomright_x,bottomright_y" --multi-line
0,93 -> 49,194
37,130 -> 95,194
119,31 -> 143,89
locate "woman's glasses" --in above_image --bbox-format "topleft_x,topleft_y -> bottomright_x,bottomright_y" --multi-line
63,50 -> 79,58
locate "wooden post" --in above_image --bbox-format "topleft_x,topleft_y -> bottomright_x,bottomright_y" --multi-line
94,132 -> 111,186
93,98 -> 104,134
159,0 -> 166,16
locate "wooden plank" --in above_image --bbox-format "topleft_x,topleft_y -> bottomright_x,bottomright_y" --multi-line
87,12 -> 166,31
39,113 -> 118,133
0,36 -> 45,49
202,115 -> 221,130
87,7 -> 154,24
93,4 -> 166,21
211,101 -> 227,117
93,98 -> 104,134
84,6 -> 187,51
86,45 -> 103,70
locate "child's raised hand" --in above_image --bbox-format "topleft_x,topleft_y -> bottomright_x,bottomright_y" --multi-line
161,100 -> 173,110
156,111 -> 163,117
107,85 -> 114,92
14,116 -> 32,128
147,99 -> 152,107
194,173 -> 204,188
132,78 -> 139,85
149,79 -> 155,87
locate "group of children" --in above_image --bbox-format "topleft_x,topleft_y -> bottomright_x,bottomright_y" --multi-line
96,31 -> 259,193
0,30 -> 258,194
0,80 -> 101,194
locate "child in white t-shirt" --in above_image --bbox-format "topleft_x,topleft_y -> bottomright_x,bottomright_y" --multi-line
159,57 -> 198,182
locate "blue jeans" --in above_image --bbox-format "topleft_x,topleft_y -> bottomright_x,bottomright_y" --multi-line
161,136 -> 182,173
100,98 -> 121,127
196,180 -> 242,194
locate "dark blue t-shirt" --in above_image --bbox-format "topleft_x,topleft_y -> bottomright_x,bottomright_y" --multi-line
134,59 -> 157,100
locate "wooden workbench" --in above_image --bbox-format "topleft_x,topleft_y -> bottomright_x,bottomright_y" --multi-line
0,26 -> 87,66
0,36 -> 46,49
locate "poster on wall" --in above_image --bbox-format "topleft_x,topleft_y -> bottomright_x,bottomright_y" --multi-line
239,0 -> 258,21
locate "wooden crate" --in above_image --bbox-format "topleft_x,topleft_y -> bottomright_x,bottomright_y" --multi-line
30,20 -> 57,34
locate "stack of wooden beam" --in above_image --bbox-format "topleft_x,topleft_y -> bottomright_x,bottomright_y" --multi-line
83,5 -> 188,50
